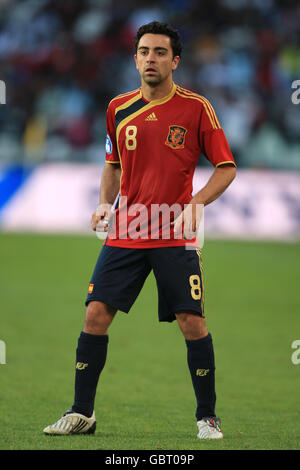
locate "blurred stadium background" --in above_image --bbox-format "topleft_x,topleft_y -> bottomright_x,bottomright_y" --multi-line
0,0 -> 299,238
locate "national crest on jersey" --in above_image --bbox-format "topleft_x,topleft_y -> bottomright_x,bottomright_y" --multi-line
165,125 -> 187,149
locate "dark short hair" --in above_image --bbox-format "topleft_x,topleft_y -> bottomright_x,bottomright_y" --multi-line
134,21 -> 182,58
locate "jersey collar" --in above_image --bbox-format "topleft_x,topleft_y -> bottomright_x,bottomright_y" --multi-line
139,82 -> 177,105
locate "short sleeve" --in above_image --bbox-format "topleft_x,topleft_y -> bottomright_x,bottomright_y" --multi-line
202,128 -> 236,167
105,103 -> 120,164
199,99 -> 236,168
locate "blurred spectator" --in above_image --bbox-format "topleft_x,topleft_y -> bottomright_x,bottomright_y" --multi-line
0,0 -> 299,169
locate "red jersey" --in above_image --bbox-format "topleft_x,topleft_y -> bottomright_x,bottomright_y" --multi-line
104,83 -> 236,248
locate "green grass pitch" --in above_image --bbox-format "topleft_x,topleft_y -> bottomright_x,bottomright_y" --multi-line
0,233 -> 299,450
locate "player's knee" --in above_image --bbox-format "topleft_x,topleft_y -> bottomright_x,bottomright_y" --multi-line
175,312 -> 207,340
84,301 -> 116,334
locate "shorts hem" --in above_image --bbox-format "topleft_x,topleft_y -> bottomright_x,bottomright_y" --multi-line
164,305 -> 205,322
159,304 -> 203,323
172,304 -> 203,316
85,296 -> 130,314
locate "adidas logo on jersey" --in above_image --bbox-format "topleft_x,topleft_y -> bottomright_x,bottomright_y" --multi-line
145,112 -> 158,121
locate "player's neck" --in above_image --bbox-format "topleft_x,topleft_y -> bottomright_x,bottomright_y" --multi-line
140,78 -> 174,102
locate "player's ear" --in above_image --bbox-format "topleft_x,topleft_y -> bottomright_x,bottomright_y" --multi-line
172,55 -> 180,71
134,54 -> 138,70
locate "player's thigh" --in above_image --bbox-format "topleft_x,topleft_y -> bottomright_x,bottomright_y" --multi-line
148,247 -> 204,322
85,245 -> 151,314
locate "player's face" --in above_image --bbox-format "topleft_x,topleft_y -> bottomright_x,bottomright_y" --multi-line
135,34 -> 180,87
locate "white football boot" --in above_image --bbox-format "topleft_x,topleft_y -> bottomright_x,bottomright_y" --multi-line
197,417 -> 223,439
43,410 -> 96,435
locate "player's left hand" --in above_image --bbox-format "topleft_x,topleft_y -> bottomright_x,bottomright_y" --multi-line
172,203 -> 204,240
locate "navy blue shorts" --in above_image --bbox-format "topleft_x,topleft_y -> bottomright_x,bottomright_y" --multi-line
85,246 -> 205,323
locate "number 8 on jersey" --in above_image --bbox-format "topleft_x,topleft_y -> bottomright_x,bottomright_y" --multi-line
125,125 -> 137,150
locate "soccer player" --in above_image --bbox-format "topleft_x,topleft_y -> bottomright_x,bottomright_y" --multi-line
43,21 -> 236,439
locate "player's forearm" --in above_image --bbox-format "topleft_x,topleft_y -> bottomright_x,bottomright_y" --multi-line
191,164 -> 236,206
99,163 -> 121,206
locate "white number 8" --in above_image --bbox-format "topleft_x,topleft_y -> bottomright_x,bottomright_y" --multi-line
125,125 -> 137,150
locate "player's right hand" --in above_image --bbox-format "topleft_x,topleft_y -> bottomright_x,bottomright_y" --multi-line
91,203 -> 112,232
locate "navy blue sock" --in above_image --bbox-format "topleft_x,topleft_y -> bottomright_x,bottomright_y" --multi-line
185,333 -> 216,421
72,331 -> 108,417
